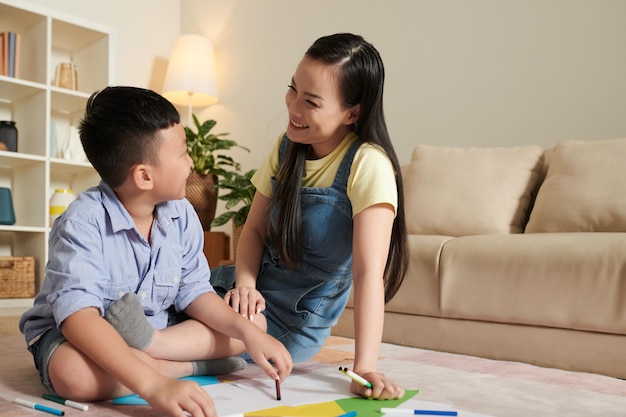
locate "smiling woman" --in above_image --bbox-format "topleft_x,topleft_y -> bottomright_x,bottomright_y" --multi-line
210,33 -> 409,401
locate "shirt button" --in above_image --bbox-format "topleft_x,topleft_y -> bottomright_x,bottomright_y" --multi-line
173,276 -> 179,283
140,291 -> 147,299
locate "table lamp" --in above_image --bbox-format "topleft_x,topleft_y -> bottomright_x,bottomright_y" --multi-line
162,34 -> 219,125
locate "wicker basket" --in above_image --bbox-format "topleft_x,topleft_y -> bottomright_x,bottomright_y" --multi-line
0,256 -> 35,298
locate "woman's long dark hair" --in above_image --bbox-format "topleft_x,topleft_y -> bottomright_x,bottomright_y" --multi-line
270,33 -> 408,302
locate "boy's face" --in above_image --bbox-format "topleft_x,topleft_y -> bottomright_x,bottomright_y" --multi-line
151,123 -> 192,201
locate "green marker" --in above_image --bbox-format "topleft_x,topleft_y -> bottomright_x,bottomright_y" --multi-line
42,394 -> 89,411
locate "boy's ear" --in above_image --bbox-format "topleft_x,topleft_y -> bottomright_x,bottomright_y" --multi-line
344,104 -> 360,125
132,164 -> 154,190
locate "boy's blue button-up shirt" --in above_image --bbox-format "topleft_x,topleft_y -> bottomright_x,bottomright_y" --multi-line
19,181 -> 214,345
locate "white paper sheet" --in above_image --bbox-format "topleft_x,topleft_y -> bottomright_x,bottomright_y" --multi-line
202,368 -> 356,414
203,382 -> 279,416
230,369 -> 355,407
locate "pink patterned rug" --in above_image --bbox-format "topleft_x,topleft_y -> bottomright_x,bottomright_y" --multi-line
1,335 -> 625,416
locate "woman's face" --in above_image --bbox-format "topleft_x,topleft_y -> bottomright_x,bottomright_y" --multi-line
285,56 -> 359,158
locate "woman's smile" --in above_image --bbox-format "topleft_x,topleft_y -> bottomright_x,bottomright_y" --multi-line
289,119 -> 308,129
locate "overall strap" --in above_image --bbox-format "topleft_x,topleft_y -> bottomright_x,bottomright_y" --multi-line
277,133 -> 363,195
278,133 -> 290,164
331,139 -> 363,194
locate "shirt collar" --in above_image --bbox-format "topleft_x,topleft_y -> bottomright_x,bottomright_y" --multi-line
98,181 -> 181,233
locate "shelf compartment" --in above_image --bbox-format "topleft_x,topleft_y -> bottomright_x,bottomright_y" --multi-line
0,3 -> 47,84
0,229 -> 47,293
51,20 -> 110,95
0,160 -> 46,228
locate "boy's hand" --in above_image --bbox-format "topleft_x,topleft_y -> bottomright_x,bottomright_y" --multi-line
141,375 -> 216,417
243,332 -> 293,382
223,288 -> 292,381
349,370 -> 404,400
224,286 -> 265,321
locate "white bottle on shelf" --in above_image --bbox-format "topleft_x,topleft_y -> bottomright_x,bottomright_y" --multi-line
49,189 -> 76,226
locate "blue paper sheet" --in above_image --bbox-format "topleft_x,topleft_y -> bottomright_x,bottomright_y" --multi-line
112,375 -> 219,405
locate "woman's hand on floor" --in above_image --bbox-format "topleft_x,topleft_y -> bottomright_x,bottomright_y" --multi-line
351,370 -> 405,400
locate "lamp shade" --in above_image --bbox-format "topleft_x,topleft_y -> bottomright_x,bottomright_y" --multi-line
163,34 -> 219,107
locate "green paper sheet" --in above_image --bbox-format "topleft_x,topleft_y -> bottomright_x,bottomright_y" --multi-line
336,389 -> 419,417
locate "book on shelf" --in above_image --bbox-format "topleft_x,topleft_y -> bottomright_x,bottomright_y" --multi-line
14,32 -> 20,78
0,33 -> 4,77
1,31 -> 20,78
1,32 -> 6,76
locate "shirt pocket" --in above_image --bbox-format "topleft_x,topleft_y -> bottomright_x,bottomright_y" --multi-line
152,267 -> 181,313
102,282 -> 136,312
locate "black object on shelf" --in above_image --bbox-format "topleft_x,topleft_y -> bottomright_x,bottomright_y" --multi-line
0,121 -> 18,152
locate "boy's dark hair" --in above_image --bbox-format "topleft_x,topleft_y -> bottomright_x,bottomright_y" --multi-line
79,86 -> 180,188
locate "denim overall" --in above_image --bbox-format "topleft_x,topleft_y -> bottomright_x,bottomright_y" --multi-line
211,135 -> 362,362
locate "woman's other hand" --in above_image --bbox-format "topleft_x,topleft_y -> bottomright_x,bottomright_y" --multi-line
224,286 -> 266,321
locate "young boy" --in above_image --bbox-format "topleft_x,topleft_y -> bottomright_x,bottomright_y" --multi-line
19,86 -> 292,417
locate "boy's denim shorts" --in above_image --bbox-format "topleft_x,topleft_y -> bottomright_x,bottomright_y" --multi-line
27,307 -> 189,395
28,326 -> 66,395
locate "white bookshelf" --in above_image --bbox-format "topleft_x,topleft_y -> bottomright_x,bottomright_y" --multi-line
0,0 -> 114,308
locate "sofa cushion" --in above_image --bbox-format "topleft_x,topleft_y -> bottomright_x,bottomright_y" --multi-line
438,233 -> 626,335
403,145 -> 544,236
525,137 -> 626,232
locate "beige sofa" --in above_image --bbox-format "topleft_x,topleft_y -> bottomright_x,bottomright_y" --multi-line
333,137 -> 626,379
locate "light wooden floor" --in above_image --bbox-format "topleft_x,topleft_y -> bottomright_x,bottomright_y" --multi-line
0,308 -> 23,336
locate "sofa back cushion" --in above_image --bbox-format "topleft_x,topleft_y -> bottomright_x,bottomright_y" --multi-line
525,137 -> 626,232
403,144 -> 544,236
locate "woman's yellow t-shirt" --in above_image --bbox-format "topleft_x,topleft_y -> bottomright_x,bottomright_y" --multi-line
252,132 -> 397,216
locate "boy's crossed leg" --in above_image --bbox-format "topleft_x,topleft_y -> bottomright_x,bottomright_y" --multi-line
105,292 -> 246,376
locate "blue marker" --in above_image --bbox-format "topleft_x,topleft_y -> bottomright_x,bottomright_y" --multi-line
337,411 -> 358,417
15,398 -> 65,416
380,408 -> 458,416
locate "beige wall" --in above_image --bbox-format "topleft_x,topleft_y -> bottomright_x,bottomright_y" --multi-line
21,0 -> 626,169
181,0 -> 626,170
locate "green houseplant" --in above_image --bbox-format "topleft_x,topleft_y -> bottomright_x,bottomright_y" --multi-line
211,168 -> 257,228
186,114 -> 247,177
211,167 -> 257,259
185,114 -> 249,230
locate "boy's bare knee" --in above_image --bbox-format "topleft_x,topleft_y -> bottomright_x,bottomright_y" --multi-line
49,344 -> 117,401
